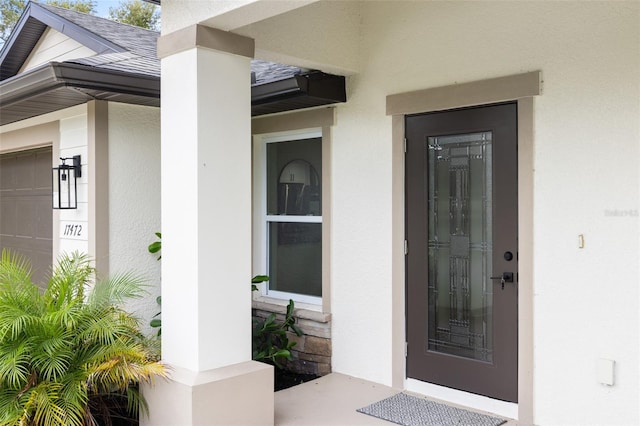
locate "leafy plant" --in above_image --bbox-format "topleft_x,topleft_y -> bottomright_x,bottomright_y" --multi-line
147,232 -> 161,260
251,274 -> 269,292
0,250 -> 167,426
251,282 -> 303,368
150,296 -> 161,337
252,299 -> 303,368
148,233 -> 162,336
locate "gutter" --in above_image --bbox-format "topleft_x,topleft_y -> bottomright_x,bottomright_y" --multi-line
0,62 -> 160,108
252,75 -> 309,104
251,71 -> 346,115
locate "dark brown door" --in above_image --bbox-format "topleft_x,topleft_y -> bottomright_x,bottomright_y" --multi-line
0,147 -> 53,286
406,103 -> 518,402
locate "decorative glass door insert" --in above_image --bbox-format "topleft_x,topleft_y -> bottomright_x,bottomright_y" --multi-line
427,132 -> 493,363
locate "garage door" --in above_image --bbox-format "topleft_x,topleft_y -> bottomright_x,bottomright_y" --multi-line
0,147 -> 53,286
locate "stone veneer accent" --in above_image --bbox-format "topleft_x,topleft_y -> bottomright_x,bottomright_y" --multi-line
252,300 -> 331,376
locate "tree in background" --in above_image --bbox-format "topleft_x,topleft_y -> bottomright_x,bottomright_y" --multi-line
47,0 -> 94,13
0,0 -> 27,44
109,0 -> 159,31
0,0 -> 96,44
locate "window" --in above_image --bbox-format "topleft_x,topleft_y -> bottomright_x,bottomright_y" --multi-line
254,130 -> 323,305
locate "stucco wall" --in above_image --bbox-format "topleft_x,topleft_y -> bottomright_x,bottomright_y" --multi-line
348,2 -> 638,424
241,1 -> 639,423
108,103 -> 161,334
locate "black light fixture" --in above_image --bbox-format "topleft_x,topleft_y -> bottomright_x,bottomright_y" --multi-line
52,155 -> 81,209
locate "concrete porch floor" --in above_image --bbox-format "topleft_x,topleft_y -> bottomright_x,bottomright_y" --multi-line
274,373 -> 517,426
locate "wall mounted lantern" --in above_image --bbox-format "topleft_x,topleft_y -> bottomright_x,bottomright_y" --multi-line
52,155 -> 81,209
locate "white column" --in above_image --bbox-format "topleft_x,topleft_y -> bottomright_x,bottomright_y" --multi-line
142,26 -> 273,426
161,44 -> 253,372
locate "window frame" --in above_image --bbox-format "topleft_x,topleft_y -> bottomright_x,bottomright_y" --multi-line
253,128 -> 324,306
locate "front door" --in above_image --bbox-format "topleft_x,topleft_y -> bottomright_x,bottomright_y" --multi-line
405,103 -> 518,402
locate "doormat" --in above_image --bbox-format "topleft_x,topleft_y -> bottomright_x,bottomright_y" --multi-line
357,393 -> 506,426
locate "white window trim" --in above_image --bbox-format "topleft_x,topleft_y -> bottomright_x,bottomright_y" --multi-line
253,128 -> 323,306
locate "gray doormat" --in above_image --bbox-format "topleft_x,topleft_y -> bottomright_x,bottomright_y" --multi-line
357,393 -> 507,426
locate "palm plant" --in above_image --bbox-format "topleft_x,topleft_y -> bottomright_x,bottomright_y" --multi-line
0,250 -> 167,426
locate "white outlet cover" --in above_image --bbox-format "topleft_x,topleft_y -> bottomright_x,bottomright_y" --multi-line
597,358 -> 615,386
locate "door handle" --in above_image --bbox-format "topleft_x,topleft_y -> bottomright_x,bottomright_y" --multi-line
491,272 -> 514,283
490,272 -> 514,290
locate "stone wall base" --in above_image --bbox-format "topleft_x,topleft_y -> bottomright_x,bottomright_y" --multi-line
253,300 -> 332,377
284,332 -> 332,376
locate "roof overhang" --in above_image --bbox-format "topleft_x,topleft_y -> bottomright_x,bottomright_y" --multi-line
0,62 -> 160,126
1,65 -> 345,126
251,71 -> 346,116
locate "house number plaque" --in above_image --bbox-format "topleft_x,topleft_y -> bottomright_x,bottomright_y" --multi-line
60,222 -> 84,239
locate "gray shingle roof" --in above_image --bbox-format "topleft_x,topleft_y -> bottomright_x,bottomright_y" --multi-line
37,2 -> 160,77
251,59 -> 302,85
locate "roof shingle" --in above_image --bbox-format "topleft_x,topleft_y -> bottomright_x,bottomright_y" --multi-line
37,2 -> 160,77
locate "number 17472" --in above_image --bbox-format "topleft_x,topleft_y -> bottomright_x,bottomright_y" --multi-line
63,224 -> 82,237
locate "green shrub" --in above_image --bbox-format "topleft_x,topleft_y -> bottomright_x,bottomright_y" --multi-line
250,275 -> 303,368
252,298 -> 303,369
0,251 -> 167,426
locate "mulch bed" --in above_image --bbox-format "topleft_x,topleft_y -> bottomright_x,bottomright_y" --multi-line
274,368 -> 319,391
